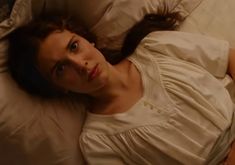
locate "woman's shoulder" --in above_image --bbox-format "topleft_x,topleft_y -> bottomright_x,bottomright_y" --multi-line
136,31 -> 185,54
140,31 -> 196,44
141,30 -> 228,46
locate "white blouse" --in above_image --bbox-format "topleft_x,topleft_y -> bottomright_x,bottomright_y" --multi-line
80,31 -> 235,165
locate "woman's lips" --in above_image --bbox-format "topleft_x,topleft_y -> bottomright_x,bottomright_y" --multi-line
88,64 -> 99,81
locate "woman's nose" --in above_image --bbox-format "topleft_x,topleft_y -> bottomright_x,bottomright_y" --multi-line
68,55 -> 88,73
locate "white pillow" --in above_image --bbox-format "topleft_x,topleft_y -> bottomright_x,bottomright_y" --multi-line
179,0 -> 235,48
0,0 -> 86,164
86,0 -> 204,49
90,0 -> 182,49
35,0 -> 203,50
31,0 -> 114,28
0,73 -> 86,165
0,0 -> 32,71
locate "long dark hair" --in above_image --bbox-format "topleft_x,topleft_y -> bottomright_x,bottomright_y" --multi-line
103,7 -> 182,64
8,8 -> 181,98
8,13 -> 96,98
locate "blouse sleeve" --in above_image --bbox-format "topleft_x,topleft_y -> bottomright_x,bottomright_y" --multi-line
79,134 -> 124,165
140,31 -> 230,78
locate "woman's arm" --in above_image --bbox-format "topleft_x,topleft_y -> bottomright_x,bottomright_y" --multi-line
228,48 -> 235,80
223,141 -> 235,165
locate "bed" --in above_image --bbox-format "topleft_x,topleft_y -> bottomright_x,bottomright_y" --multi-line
0,0 -> 234,164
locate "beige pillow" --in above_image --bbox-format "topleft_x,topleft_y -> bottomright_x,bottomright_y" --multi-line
179,0 -> 235,48
0,0 -> 32,71
0,0 -> 86,164
90,0 -> 182,49
33,0 -> 203,50
0,73 -> 85,165
31,0 -> 113,28
87,0 -> 203,49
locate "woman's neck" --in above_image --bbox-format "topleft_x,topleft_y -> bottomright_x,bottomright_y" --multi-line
89,59 -> 143,115
92,59 -> 132,100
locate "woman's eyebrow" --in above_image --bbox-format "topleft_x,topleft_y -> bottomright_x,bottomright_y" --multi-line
66,35 -> 76,50
50,35 -> 76,76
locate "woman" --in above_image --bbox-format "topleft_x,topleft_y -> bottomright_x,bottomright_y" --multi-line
7,11 -> 235,164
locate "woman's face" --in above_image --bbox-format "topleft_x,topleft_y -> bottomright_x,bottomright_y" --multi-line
37,29 -> 110,94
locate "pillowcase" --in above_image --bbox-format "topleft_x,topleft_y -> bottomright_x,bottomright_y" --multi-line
33,0 -> 203,50
0,0 -> 11,22
0,0 -> 86,164
0,73 -> 86,165
31,0 -> 114,28
0,0 -> 32,71
179,0 -> 235,48
89,0 -> 184,49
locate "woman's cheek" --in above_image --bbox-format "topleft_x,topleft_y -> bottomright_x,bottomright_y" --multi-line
65,71 -> 78,83
66,70 -> 84,87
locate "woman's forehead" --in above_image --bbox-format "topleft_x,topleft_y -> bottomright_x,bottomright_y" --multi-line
41,30 -> 72,53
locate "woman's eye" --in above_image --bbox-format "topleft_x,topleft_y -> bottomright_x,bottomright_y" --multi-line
55,63 -> 66,77
70,41 -> 78,52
